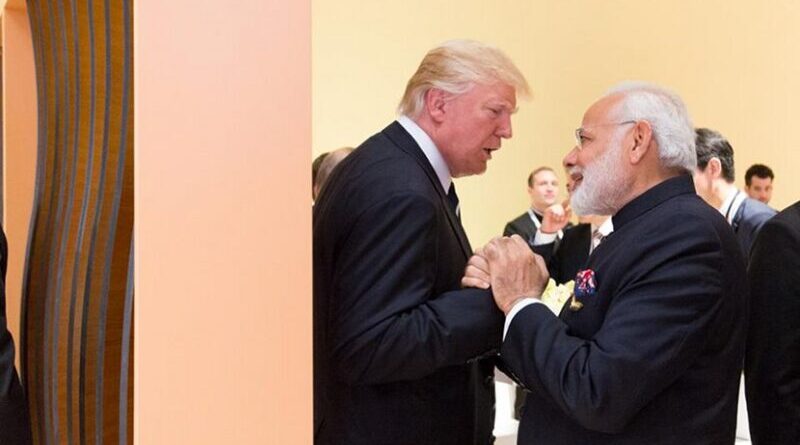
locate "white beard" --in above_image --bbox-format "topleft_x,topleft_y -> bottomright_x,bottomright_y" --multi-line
570,136 -> 628,216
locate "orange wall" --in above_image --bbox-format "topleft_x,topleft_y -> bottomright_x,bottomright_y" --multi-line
135,1 -> 311,443
2,3 -> 37,369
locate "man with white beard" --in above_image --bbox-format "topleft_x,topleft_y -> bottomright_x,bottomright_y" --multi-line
463,82 -> 748,444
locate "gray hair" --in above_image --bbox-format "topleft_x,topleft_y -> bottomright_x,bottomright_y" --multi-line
398,39 -> 530,118
605,81 -> 697,173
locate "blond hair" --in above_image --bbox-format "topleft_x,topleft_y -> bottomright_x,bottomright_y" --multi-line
398,40 -> 531,118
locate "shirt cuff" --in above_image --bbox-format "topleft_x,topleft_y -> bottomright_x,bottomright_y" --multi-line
503,298 -> 544,340
533,229 -> 558,246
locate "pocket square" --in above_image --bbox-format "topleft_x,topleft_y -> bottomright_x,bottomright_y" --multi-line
574,269 -> 597,299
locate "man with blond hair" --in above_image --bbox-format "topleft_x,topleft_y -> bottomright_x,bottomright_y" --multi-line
314,40 -> 529,445
464,82 -> 747,444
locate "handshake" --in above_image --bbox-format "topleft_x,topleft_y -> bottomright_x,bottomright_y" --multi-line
461,235 -> 551,315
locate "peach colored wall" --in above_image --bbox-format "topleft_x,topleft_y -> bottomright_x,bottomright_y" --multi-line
2,3 -> 37,369
135,1 -> 311,444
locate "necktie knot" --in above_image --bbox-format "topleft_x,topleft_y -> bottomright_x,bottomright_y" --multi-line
590,229 -> 605,254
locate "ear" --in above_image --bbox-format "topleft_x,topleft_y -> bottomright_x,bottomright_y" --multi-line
706,157 -> 723,179
424,88 -> 448,123
628,120 -> 654,165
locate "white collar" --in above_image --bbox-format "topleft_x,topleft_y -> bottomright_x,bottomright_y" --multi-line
594,217 -> 614,237
718,188 -> 746,224
397,115 -> 451,193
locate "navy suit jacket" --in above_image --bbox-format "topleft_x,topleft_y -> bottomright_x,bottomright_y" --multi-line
534,223 -> 592,285
502,175 -> 748,444
0,227 -> 32,445
731,197 -> 775,258
504,211 -> 540,244
313,122 -> 503,445
745,200 -> 800,445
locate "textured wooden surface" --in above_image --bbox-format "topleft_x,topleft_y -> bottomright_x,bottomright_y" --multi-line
22,1 -> 133,443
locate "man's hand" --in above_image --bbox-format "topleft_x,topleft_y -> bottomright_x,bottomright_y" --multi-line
540,201 -> 572,234
462,247 -> 492,289
483,235 -> 549,315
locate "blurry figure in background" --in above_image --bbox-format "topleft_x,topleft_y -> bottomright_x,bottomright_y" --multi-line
744,163 -> 774,206
745,199 -> 800,445
504,166 -> 571,249
313,147 -> 353,200
693,128 -> 776,258
513,168 -> 610,420
312,152 -> 330,201
537,169 -> 611,285
0,226 -> 33,444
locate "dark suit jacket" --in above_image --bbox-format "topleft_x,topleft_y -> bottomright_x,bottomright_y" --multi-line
313,122 -> 504,445
535,223 -> 592,285
745,200 -> 800,445
504,211 -> 572,252
0,227 -> 33,445
503,211 -> 540,243
501,175 -> 748,444
732,197 -> 775,258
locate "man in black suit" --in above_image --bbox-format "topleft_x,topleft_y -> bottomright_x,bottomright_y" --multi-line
0,227 -> 33,444
693,128 -> 776,258
464,82 -> 747,444
313,40 -> 530,445
504,166 -> 571,248
745,200 -> 800,444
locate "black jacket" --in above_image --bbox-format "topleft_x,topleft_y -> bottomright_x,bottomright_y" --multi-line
0,227 -> 33,444
313,122 -> 503,445
502,175 -> 748,444
745,200 -> 800,445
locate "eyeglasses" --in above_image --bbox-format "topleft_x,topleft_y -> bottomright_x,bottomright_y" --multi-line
574,120 -> 637,150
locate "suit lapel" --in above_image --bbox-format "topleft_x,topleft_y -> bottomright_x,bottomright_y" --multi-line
382,121 -> 472,258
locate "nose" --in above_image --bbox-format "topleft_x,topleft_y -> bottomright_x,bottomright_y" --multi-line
497,114 -> 512,139
563,146 -> 578,169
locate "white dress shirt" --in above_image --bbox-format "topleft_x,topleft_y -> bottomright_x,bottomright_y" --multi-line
397,115 -> 451,193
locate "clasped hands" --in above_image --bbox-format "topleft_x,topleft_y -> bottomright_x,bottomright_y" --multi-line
461,235 -> 550,315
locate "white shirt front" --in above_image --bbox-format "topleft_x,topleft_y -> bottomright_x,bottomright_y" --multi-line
718,188 -> 746,224
397,115 -> 451,193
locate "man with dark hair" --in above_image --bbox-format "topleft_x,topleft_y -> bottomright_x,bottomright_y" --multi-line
693,128 -> 775,257
744,163 -> 774,205
503,166 -> 571,248
745,199 -> 800,444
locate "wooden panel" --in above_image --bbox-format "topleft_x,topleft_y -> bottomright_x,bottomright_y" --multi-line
21,0 -> 133,444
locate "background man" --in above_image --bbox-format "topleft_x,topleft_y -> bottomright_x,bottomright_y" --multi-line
464,83 -> 747,444
745,200 -> 800,445
0,227 -> 33,444
504,166 -> 571,248
744,163 -> 775,206
314,40 -> 529,445
693,128 -> 776,257
313,147 -> 353,199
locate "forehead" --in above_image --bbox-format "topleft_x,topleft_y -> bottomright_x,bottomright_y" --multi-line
533,170 -> 557,182
467,82 -> 517,106
751,176 -> 772,185
582,94 -> 622,124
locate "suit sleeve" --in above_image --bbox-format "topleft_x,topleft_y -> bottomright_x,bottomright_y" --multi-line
503,221 -> 518,237
501,217 -> 728,433
745,216 -> 800,444
329,192 -> 504,385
